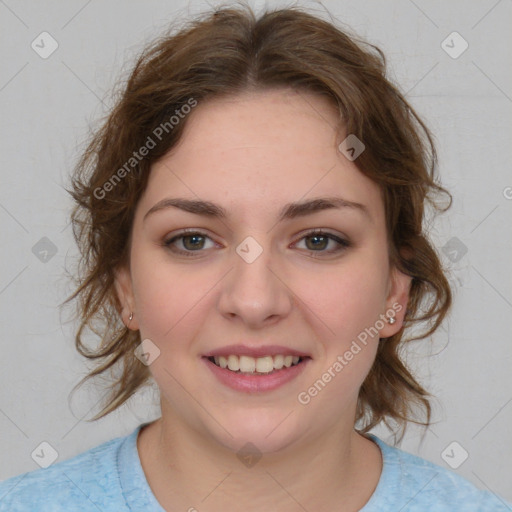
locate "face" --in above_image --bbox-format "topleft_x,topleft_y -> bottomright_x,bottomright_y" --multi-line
115,88 -> 410,453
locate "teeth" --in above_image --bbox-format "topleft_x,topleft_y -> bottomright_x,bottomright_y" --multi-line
227,355 -> 238,371
274,354 -> 284,369
210,354 -> 304,373
256,356 -> 273,373
239,355 -> 256,373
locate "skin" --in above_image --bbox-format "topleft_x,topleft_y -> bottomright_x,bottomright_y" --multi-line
114,87 -> 411,511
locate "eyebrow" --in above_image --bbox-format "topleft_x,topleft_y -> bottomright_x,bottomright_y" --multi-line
143,196 -> 370,223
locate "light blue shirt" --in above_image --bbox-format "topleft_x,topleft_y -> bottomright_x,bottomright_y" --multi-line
0,423 -> 510,511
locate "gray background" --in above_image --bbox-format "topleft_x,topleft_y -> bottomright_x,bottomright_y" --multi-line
1,0 -> 511,503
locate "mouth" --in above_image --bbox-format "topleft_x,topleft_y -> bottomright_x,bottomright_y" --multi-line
203,354 -> 311,393
202,344 -> 312,392
206,354 -> 309,375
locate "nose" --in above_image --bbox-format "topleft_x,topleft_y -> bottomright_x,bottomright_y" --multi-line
217,241 -> 294,328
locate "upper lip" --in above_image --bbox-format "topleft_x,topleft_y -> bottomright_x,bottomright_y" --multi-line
203,344 -> 311,358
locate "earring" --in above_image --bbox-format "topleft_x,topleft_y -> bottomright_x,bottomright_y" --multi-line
387,316 -> 396,325
124,312 -> 133,328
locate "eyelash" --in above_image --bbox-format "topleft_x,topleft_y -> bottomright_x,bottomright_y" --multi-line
163,229 -> 351,258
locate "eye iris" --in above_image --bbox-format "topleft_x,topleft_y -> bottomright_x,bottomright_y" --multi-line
306,234 -> 328,251
183,234 -> 205,250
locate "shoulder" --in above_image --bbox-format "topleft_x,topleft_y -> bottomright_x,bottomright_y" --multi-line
0,430 -> 131,512
364,433 -> 512,512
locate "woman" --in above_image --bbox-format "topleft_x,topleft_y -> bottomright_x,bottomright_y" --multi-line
0,4 -> 509,511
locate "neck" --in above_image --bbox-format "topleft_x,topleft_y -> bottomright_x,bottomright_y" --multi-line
137,402 -> 382,512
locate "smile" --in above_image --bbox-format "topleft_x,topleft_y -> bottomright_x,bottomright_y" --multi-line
208,354 -> 305,374
203,354 -> 311,393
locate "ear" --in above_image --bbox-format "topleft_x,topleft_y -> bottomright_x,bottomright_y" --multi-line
113,265 -> 139,330
379,266 -> 412,338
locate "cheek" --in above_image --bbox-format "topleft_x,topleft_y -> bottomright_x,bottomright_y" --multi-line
130,249 -> 214,342
293,262 -> 387,409
292,257 -> 389,344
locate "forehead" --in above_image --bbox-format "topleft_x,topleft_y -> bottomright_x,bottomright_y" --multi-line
137,88 -> 383,224
172,88 -> 340,159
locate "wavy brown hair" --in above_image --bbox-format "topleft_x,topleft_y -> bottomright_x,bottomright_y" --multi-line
63,2 -> 452,441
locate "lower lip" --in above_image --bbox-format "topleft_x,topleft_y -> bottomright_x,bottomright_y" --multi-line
202,357 -> 310,393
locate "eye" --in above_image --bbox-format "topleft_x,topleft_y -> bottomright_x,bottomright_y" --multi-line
293,229 -> 350,255
163,228 -> 351,258
163,230 -> 216,257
